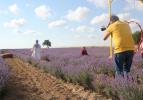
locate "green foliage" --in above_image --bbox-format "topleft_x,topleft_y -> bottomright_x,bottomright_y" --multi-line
27,58 -> 32,64
103,86 -> 119,100
93,79 -> 120,99
42,40 -> 51,48
76,71 -> 94,89
117,85 -> 143,100
96,65 -> 114,78
42,65 -> 94,90
27,58 -> 39,68
54,68 -> 65,79
41,56 -> 50,62
63,74 -> 73,82
132,31 -> 141,44
94,80 -> 106,93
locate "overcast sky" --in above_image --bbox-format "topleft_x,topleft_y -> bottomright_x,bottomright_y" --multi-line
0,0 -> 143,49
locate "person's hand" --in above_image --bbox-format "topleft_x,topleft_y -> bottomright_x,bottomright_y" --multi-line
108,56 -> 113,59
101,26 -> 106,31
134,44 -> 138,48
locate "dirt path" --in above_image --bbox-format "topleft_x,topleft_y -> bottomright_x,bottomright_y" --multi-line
3,58 -> 107,100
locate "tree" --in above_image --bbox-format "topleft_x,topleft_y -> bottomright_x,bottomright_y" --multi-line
132,31 -> 141,44
43,40 -> 51,48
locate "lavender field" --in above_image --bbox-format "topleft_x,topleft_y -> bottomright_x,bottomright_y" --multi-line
0,51 -> 9,95
7,47 -> 143,100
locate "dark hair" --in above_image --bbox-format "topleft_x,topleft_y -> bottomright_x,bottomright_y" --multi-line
110,15 -> 119,22
36,40 -> 38,43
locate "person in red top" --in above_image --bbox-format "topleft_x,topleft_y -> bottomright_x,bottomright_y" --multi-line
81,47 -> 88,56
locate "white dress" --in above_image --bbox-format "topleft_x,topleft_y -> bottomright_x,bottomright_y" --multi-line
31,44 -> 41,60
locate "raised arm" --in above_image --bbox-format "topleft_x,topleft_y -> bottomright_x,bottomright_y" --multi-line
103,31 -> 111,40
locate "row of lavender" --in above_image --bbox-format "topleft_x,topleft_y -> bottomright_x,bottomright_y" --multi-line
8,47 -> 143,100
0,50 -> 9,95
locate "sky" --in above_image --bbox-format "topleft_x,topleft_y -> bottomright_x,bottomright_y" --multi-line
0,0 -> 143,49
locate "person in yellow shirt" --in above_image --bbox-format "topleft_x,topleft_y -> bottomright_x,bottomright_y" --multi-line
103,15 -> 135,78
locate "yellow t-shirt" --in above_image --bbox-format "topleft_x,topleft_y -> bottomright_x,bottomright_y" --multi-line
107,21 -> 135,53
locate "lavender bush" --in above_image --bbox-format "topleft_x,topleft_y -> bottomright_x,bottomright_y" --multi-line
0,50 -> 9,96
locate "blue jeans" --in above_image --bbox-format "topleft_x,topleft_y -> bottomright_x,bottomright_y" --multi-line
114,50 -> 134,77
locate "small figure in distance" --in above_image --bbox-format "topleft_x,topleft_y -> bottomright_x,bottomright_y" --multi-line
31,40 -> 41,60
81,47 -> 88,56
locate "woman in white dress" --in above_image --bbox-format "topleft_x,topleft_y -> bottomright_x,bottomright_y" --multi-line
31,40 -> 41,60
